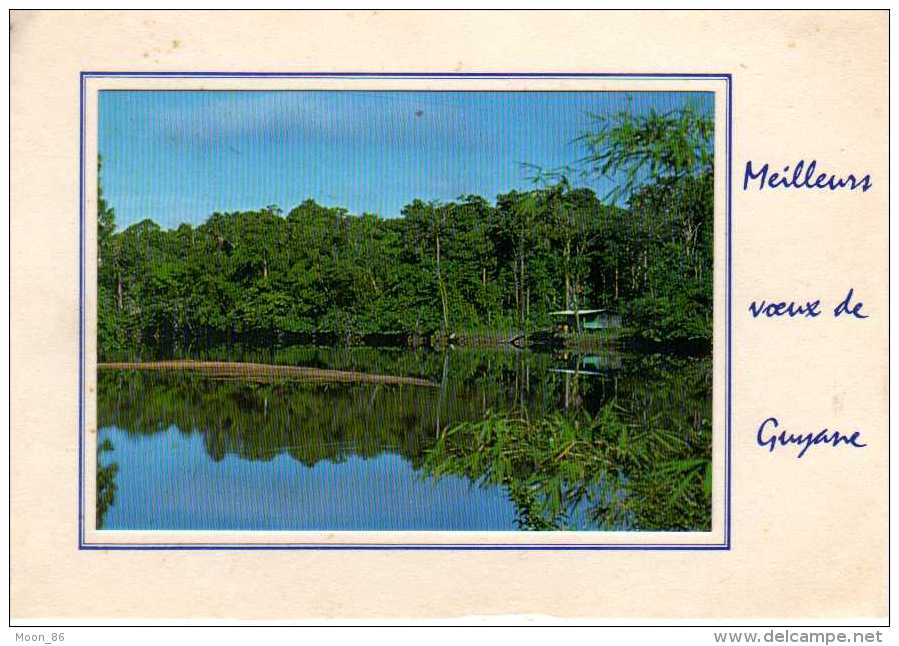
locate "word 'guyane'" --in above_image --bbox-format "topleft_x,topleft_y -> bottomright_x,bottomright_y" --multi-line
743,160 -> 872,192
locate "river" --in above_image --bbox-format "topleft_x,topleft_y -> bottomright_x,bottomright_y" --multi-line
96,345 -> 712,531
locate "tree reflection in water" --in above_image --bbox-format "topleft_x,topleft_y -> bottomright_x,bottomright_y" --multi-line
96,346 -> 711,531
96,438 -> 118,529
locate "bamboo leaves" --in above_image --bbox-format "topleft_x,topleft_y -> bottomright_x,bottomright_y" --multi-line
423,390 -> 712,531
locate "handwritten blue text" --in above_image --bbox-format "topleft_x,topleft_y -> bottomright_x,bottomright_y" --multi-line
757,417 -> 867,458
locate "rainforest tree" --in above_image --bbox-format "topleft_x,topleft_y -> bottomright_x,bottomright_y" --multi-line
96,105 -> 714,357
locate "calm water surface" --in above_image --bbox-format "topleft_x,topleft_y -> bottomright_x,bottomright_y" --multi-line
97,345 -> 711,531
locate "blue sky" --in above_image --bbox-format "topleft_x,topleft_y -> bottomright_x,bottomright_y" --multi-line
99,90 -> 713,229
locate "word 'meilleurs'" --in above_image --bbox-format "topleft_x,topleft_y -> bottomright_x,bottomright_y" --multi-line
743,159 -> 872,193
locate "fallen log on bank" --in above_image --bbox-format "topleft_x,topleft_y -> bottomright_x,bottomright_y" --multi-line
98,360 -> 437,387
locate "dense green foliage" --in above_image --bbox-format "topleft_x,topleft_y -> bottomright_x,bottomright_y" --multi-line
424,402 -> 710,531
97,107 -> 713,356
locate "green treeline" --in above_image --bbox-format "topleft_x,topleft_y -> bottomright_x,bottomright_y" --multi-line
98,106 -> 713,357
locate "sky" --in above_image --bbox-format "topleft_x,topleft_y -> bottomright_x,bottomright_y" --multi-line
98,90 -> 713,229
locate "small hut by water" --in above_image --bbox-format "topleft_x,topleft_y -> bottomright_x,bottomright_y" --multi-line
550,308 -> 622,333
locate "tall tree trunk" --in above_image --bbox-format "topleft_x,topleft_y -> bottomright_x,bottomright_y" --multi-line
435,230 -> 448,336
526,285 -> 530,331
512,265 -> 520,327
564,238 -> 572,311
519,253 -> 526,329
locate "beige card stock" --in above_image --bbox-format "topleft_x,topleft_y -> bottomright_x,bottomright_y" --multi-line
9,10 -> 889,622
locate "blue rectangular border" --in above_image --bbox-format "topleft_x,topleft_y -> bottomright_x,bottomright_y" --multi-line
78,72 -> 732,551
